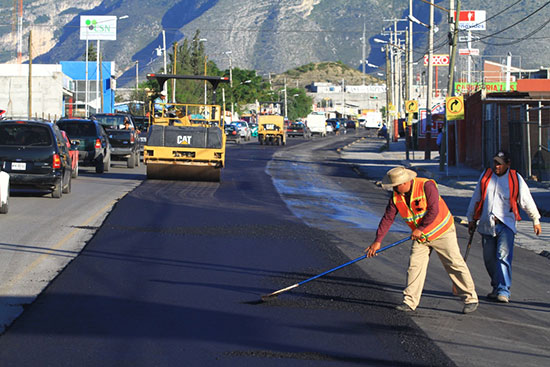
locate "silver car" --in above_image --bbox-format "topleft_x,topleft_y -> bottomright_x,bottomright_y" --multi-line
231,120 -> 251,141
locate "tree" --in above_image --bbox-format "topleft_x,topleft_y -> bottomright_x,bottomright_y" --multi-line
286,88 -> 312,121
82,43 -> 97,61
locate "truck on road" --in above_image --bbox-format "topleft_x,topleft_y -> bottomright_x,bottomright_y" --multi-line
306,112 -> 327,137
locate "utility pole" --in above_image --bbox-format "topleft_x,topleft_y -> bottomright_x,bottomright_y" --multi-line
408,0 -> 414,105
96,40 -> 100,114
99,50 -> 103,113
362,22 -> 366,83
172,42 -> 177,103
284,78 -> 288,119
135,61 -> 139,91
405,30 -> 410,160
162,30 -> 167,96
17,0 -> 22,64
227,51 -> 233,117
424,0 -> 434,160
441,0 -> 460,171
28,30 -> 32,119
385,46 -> 391,148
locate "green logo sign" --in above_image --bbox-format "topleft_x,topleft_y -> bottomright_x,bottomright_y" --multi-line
80,16 -> 117,41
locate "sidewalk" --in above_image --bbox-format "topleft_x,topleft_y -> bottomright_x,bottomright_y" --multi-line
340,136 -> 550,256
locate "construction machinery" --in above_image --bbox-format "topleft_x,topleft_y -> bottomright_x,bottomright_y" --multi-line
143,74 -> 229,182
257,102 -> 286,146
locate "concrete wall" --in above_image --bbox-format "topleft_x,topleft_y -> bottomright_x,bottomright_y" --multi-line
0,64 -> 64,120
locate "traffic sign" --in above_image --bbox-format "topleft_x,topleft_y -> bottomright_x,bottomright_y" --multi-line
446,96 -> 464,120
405,100 -> 418,113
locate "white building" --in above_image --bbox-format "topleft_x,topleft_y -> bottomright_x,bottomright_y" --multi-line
0,64 -> 73,120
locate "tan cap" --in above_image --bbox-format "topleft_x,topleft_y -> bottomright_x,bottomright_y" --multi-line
381,166 -> 417,190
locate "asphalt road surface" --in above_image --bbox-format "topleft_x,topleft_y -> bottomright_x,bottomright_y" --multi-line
0,159 -> 143,331
0,134 -> 456,366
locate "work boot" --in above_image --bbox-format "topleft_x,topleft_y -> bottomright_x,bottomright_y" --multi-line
497,294 -> 509,303
395,303 -> 414,312
462,302 -> 478,314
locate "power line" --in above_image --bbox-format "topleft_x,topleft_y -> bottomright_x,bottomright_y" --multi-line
478,18 -> 550,46
473,0 -> 550,41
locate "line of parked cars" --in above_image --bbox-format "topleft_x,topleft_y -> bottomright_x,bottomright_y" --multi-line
0,113 -> 144,209
224,120 -> 256,144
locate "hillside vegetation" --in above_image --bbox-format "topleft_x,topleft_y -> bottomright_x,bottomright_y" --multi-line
272,61 -> 383,89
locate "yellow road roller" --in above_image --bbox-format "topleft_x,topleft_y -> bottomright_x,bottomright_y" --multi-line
257,102 -> 286,146
143,74 -> 229,182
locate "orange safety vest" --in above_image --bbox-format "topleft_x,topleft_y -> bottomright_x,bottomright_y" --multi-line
473,168 -> 521,221
393,178 -> 454,242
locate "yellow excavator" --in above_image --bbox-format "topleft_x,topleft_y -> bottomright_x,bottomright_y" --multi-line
143,74 -> 229,182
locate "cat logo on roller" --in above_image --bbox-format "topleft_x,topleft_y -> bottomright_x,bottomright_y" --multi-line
177,135 -> 192,145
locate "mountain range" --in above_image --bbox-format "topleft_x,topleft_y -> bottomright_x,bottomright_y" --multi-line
0,0 -> 548,87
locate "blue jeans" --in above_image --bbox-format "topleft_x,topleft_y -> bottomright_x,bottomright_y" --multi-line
481,223 -> 515,297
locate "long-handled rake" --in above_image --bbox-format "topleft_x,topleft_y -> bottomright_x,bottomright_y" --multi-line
260,237 -> 410,302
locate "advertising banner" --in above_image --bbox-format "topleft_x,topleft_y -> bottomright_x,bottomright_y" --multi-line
80,16 -> 117,41
453,10 -> 487,31
423,54 -> 450,66
454,82 -> 518,95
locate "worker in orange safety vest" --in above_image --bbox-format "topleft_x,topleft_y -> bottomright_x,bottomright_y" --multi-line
466,150 -> 541,304
366,166 -> 479,314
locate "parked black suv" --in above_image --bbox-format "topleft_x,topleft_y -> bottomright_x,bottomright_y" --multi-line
0,120 -> 73,198
90,113 -> 140,168
56,118 -> 111,174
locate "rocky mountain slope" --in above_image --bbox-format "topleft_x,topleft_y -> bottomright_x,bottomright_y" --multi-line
0,0 -> 548,86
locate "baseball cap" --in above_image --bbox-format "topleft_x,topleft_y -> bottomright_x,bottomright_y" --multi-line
494,150 -> 510,165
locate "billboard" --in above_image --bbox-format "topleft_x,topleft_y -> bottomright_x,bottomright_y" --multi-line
453,10 -> 487,31
454,82 -> 518,95
424,54 -> 450,66
80,16 -> 117,41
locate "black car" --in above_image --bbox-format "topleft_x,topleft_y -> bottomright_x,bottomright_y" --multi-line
287,123 -> 311,138
224,124 -> 241,144
56,118 -> 111,174
0,120 -> 72,198
90,113 -> 140,168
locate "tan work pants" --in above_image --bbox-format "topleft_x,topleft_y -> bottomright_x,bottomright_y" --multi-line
403,224 -> 478,310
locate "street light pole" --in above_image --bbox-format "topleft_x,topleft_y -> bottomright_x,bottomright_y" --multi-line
361,22 -> 366,83
198,38 -> 207,105
425,0 -> 434,160
408,0 -> 414,105
385,46 -> 391,148
162,30 -> 167,97
284,78 -> 288,119
225,51 -> 233,117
